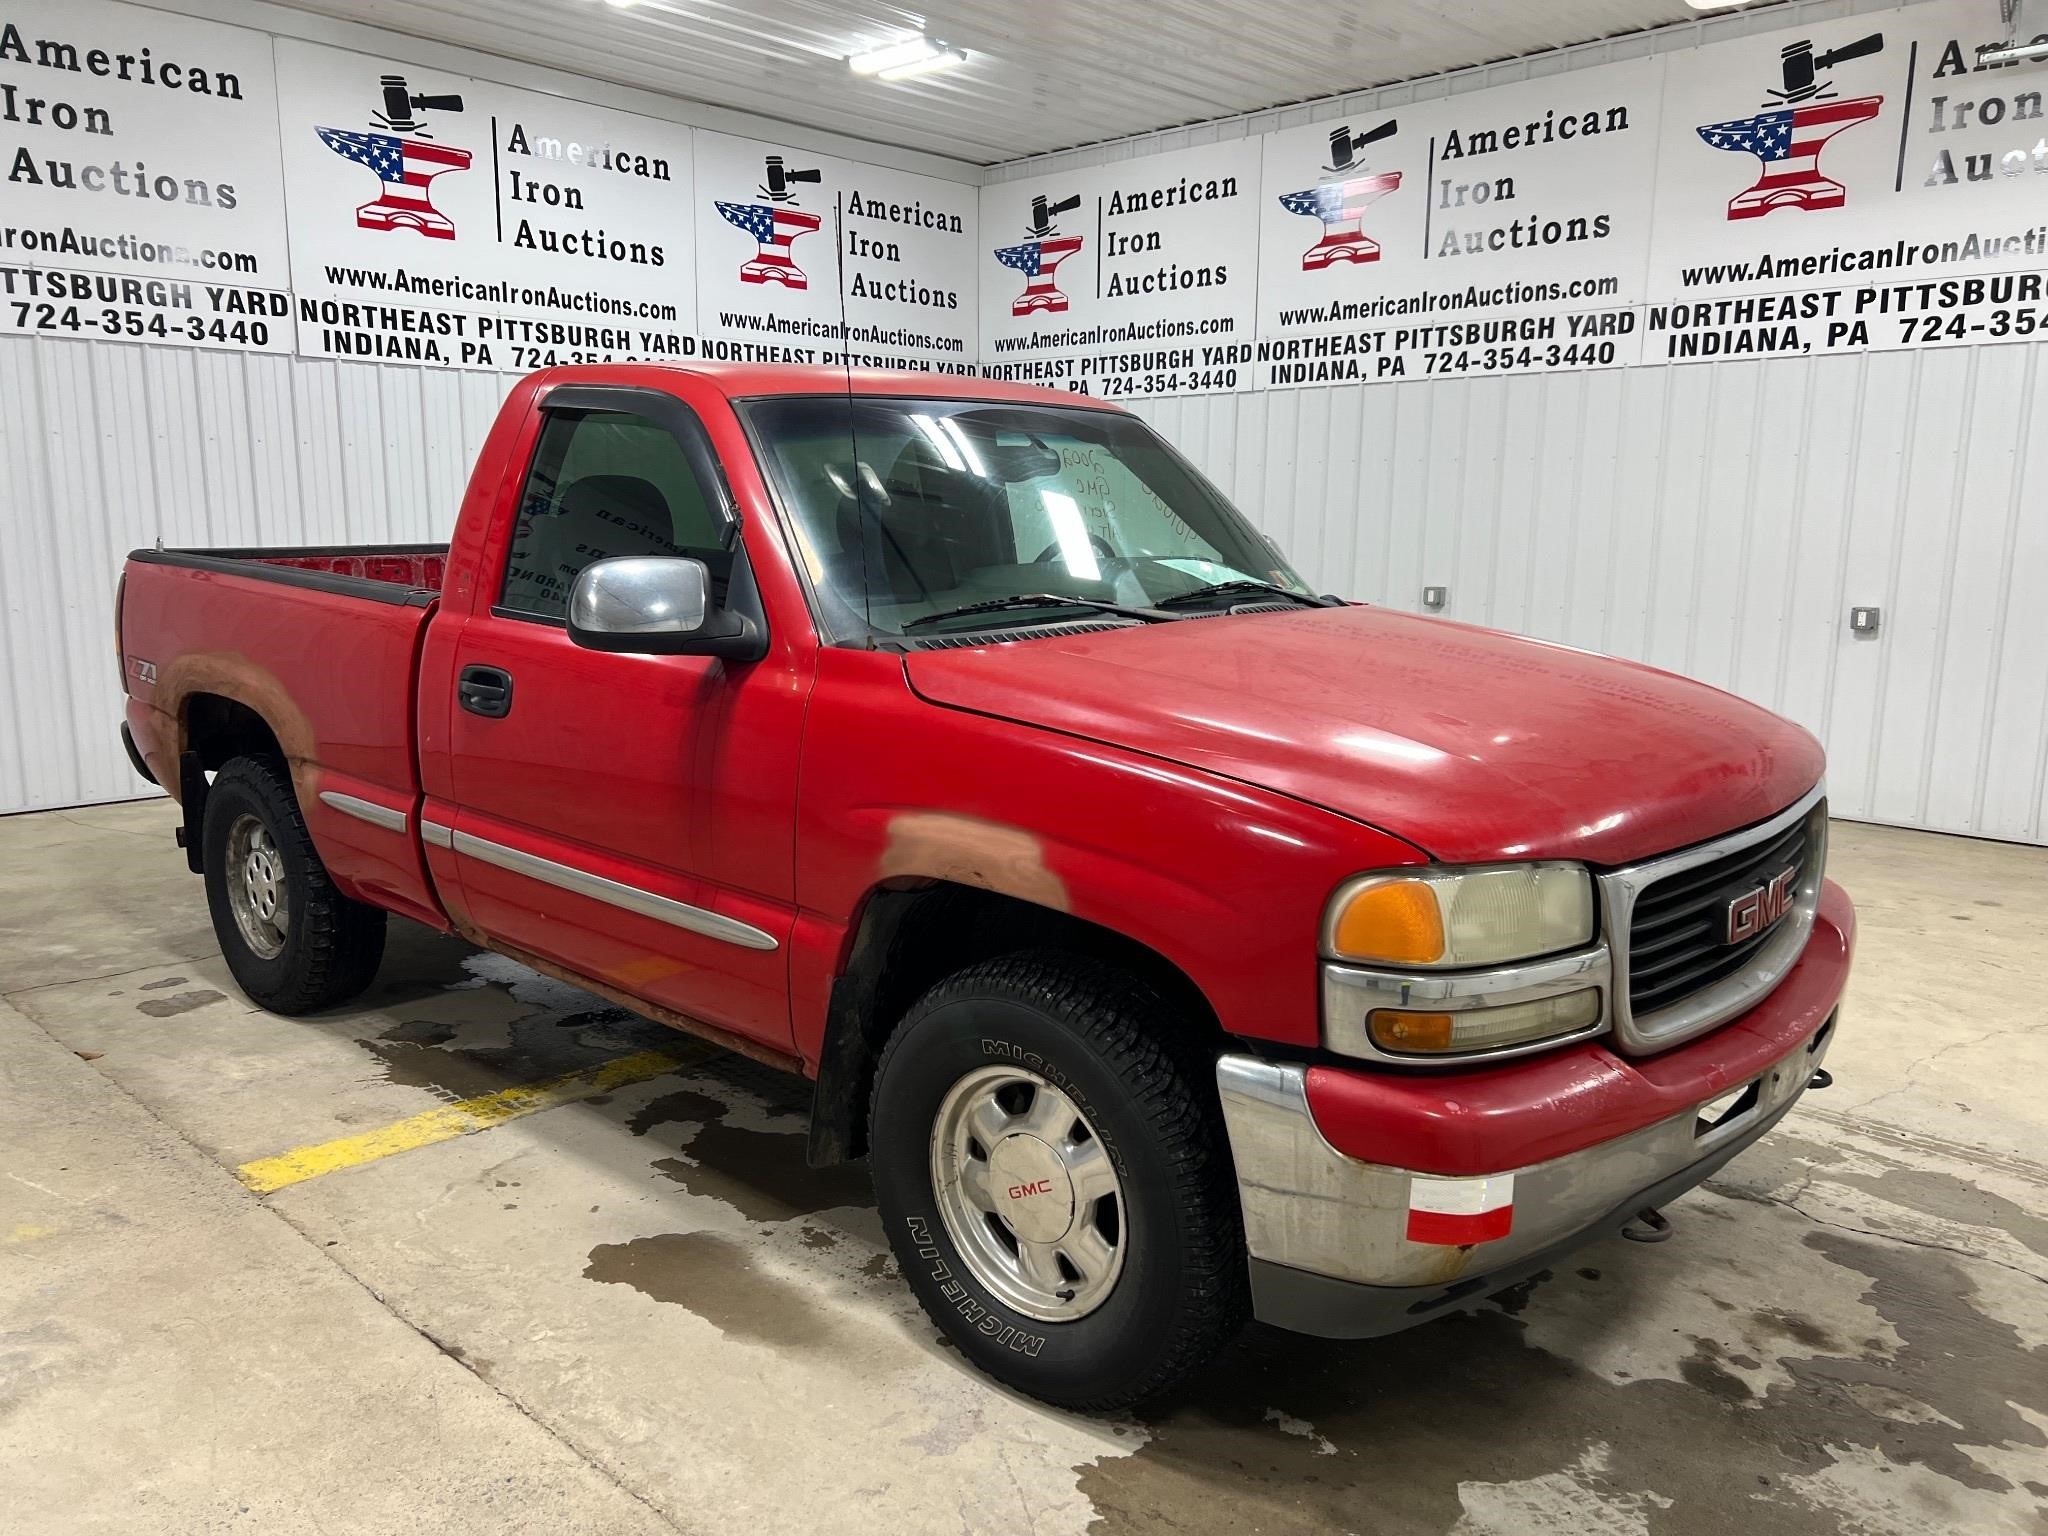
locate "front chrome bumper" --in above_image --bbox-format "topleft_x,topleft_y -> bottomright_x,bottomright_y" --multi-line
1215,1016 -> 1835,1337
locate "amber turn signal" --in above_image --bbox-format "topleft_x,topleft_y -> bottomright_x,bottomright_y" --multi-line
1367,989 -> 1602,1056
1329,878 -> 1446,966
1367,1010 -> 1457,1052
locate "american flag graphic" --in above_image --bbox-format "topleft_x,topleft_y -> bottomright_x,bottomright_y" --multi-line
994,237 -> 1084,316
716,200 -> 823,288
1277,170 -> 1403,270
317,128 -> 473,240
1697,95 -> 1883,220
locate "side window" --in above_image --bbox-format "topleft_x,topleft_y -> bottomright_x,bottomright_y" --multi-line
500,408 -> 726,621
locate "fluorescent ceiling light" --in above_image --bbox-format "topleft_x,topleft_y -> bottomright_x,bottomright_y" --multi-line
850,35 -> 967,80
1978,39 -> 2048,64
1684,1 -> 1761,9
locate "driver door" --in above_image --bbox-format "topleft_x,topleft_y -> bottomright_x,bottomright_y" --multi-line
437,387 -> 804,1053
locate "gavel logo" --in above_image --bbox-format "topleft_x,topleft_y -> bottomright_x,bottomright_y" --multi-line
1025,193 -> 1082,239
375,75 -> 465,136
1769,33 -> 1885,106
1324,118 -> 1398,173
761,154 -> 823,204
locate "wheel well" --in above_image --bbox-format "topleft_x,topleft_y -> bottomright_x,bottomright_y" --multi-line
173,695 -> 288,875
807,882 -> 1223,1167
184,694 -> 286,772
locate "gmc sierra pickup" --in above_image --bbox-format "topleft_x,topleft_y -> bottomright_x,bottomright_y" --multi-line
117,363 -> 1852,1409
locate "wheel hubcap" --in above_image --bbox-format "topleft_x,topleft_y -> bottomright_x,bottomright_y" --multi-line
225,814 -> 289,960
930,1065 -> 1126,1322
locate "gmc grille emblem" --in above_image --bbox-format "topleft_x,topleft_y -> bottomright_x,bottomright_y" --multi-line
1726,866 -> 1798,945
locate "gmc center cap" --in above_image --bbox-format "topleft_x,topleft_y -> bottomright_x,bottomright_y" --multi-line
989,1134 -> 1076,1242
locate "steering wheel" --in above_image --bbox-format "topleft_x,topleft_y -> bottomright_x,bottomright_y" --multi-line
1033,534 -> 1118,565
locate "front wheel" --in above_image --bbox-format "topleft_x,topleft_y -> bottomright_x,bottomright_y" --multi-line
201,756 -> 385,1014
868,953 -> 1248,1410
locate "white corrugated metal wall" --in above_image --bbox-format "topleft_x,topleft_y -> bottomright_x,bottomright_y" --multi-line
10,0 -> 2045,844
1128,343 -> 2048,845
0,337 -> 521,812
991,0 -> 2048,847
0,0 -> 981,818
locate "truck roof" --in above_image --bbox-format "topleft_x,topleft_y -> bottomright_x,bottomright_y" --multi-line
533,361 -> 1125,411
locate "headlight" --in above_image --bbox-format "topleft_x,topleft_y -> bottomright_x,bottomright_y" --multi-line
1323,864 -> 1595,968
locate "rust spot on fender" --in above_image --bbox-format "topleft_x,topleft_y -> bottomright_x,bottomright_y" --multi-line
878,812 -> 1068,912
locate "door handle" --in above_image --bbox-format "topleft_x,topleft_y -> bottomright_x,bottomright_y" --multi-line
458,664 -> 514,718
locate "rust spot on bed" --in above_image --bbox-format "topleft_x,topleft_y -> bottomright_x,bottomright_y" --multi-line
154,651 -> 320,802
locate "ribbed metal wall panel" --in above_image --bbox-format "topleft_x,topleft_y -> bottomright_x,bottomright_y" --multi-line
7,0 -> 2035,847
0,332 -> 520,814
11,336 -> 2045,841
1131,340 -> 2048,846
982,0 -> 2044,847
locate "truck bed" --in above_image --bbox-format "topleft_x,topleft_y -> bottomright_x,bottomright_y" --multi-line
119,541 -> 448,928
127,543 -> 448,604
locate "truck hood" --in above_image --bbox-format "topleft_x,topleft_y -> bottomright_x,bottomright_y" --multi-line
903,606 -> 1823,867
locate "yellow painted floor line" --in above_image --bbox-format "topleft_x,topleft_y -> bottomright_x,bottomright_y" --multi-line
236,1047 -> 705,1195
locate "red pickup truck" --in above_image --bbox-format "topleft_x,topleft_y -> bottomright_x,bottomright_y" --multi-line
117,363 -> 1852,1409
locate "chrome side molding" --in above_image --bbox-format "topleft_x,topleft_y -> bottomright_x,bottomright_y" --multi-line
448,828 -> 779,952
420,818 -> 454,849
318,790 -> 408,834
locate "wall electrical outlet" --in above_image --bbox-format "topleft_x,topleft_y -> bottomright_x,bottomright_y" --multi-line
1422,586 -> 1448,610
1849,606 -> 1881,636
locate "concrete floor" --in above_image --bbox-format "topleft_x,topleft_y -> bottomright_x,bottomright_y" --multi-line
2,800 -> 2044,1536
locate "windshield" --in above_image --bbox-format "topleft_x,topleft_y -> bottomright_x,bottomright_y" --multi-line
742,396 -> 1312,639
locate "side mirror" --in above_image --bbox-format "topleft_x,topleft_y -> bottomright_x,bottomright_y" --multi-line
567,556 -> 762,659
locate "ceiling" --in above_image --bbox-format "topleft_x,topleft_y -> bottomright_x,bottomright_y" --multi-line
266,0 -> 1726,167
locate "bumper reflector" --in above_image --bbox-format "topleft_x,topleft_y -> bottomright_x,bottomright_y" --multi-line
1405,1172 -> 1516,1245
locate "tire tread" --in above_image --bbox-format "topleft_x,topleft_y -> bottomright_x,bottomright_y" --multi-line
205,756 -> 385,1014
872,950 -> 1248,1410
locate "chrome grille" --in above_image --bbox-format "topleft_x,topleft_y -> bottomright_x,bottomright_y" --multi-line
1627,814 -> 1810,1015
1597,785 -> 1828,1055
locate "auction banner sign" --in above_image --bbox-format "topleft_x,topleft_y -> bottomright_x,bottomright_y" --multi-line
980,139 -> 1263,400
692,129 -> 977,374
1644,4 -> 2048,362
1251,57 -> 1665,391
0,0 -> 289,352
275,37 -> 696,371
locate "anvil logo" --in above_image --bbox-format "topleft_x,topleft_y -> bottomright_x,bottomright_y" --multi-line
716,154 -> 824,289
1276,118 -> 1401,271
1697,33 -> 1885,220
995,191 -> 1083,316
317,74 -> 471,240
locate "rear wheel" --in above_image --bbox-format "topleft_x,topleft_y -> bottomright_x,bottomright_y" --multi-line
202,756 -> 385,1014
869,953 -> 1247,1410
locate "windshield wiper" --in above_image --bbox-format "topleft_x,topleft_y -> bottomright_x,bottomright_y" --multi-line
903,593 -> 1178,631
1154,579 -> 1338,610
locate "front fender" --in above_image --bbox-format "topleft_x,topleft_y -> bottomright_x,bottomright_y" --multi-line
789,649 -> 1427,1065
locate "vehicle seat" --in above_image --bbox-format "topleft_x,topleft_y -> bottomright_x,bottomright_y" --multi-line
829,492 -> 959,604
503,474 -> 677,615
